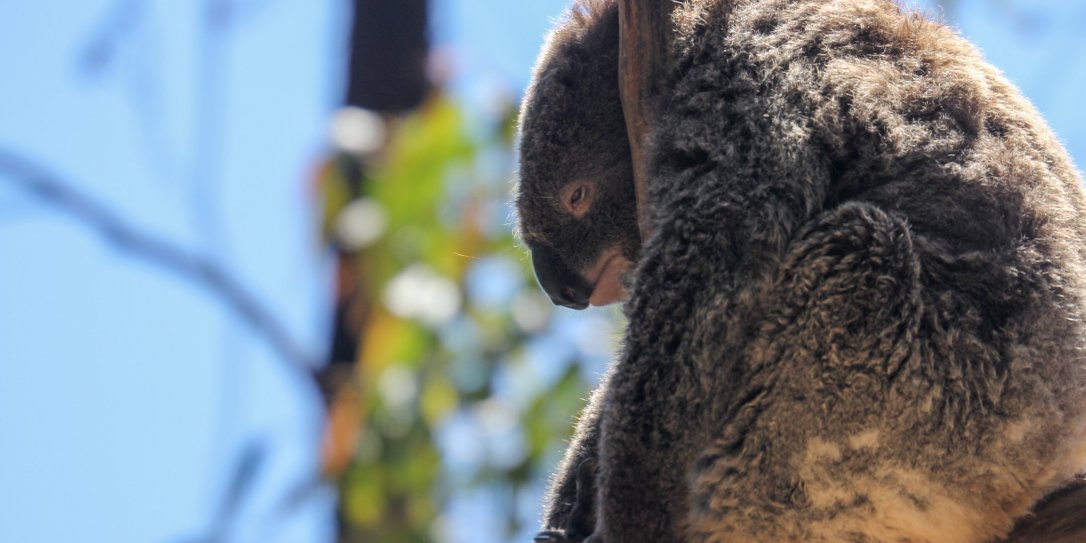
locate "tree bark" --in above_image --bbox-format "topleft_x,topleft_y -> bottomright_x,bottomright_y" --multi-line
618,0 -> 677,241
346,0 -> 430,113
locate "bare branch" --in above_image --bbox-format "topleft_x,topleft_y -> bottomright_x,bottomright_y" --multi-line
0,145 -> 320,374
618,0 -> 677,241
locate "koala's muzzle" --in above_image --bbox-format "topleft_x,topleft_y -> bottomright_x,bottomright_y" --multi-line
530,243 -> 593,310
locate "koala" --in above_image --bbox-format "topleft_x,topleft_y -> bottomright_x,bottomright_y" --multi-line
515,0 -> 1086,542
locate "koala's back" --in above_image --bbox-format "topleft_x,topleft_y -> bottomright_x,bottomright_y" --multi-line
627,0 -> 1086,541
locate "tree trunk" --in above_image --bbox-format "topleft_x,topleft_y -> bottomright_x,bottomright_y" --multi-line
618,0 -> 677,241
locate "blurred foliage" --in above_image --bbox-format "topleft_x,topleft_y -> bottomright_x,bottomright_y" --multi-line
316,93 -> 616,543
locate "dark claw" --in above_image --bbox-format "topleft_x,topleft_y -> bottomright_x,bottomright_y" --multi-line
534,531 -> 570,542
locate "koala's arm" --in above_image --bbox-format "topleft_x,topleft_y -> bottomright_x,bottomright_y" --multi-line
539,371 -> 609,536
586,93 -> 833,543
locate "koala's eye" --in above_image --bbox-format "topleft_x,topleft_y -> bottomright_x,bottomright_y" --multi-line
570,187 -> 586,207
562,181 -> 594,218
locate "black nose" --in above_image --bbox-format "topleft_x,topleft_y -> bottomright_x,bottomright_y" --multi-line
554,285 -> 590,310
529,244 -> 592,310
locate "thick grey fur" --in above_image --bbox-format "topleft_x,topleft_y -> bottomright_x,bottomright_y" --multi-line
515,0 -> 1086,541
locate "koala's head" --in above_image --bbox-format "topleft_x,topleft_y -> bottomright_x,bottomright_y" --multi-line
515,0 -> 639,309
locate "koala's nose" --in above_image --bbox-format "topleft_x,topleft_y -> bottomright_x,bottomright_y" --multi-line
554,285 -> 590,310
529,244 -> 592,310
551,284 -> 592,310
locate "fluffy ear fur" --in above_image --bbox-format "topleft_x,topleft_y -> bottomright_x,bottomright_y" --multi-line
519,1 -> 1086,542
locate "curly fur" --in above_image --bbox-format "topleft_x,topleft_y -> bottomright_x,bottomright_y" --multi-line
516,1 -> 1086,542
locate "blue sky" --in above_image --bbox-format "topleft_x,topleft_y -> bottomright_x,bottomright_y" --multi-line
0,1 -> 1083,543
0,1 -> 341,541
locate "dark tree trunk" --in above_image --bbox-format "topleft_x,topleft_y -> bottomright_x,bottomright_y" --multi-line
618,0 -> 676,241
345,0 -> 430,113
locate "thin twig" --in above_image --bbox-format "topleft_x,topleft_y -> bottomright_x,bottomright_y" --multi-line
0,145 -> 319,374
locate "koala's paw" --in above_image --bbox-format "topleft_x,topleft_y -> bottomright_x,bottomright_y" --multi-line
534,530 -> 572,542
534,530 -> 604,543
